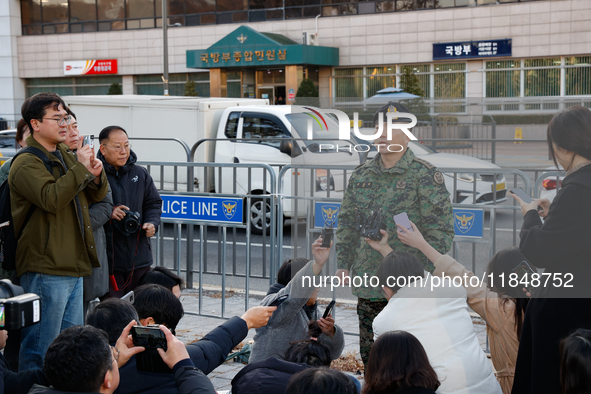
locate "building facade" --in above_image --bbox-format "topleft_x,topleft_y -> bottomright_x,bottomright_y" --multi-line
1,0 -> 590,122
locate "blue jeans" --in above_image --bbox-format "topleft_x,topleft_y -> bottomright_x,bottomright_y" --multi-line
18,273 -> 83,371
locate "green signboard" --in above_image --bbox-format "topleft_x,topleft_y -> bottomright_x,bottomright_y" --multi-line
186,25 -> 339,69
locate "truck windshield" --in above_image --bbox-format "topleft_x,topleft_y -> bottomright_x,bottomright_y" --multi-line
285,113 -> 352,152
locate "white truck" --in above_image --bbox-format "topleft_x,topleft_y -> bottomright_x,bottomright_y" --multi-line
63,95 -> 359,233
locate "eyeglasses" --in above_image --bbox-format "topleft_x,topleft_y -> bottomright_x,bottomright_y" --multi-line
110,345 -> 120,365
40,115 -> 72,126
102,143 -> 131,152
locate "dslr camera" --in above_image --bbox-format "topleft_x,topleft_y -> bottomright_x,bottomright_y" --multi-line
0,279 -> 41,330
114,209 -> 141,236
355,208 -> 387,241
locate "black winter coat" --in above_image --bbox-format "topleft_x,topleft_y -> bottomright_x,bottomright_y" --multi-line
98,150 -> 162,273
115,316 -> 248,394
231,357 -> 311,394
512,164 -> 591,394
1,352 -> 48,394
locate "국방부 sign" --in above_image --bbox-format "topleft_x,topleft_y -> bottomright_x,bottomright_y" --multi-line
64,59 -> 118,75
433,39 -> 512,60
161,195 -> 243,224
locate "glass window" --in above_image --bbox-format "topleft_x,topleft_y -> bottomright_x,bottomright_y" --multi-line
485,60 -> 520,98
401,64 -> 430,97
21,0 -> 42,24
565,56 -> 591,96
217,0 -> 248,12
266,9 -> 283,19
186,0 -> 215,13
434,63 -> 465,98
127,0 -> 155,19
334,68 -> 364,101
98,0 -> 125,20
524,58 -> 560,97
376,1 -> 395,12
252,0 -> 284,8
42,0 -> 68,23
225,112 -> 240,138
189,72 -> 210,82
242,116 -> 288,148
366,66 -> 396,97
70,0 -> 97,22
201,14 -> 215,23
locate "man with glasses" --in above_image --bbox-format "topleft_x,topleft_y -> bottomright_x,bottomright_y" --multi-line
97,125 -> 162,298
9,92 -> 108,370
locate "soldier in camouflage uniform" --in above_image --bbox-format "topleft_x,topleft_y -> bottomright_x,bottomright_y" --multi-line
335,102 -> 454,367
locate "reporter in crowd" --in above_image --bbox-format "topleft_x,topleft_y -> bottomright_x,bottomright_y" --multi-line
63,109 -> 113,314
396,225 -> 531,393
28,326 -> 119,394
249,237 -> 344,363
138,266 -> 183,298
511,106 -> 591,393
97,125 -> 162,298
0,119 -> 29,186
232,321 -> 360,394
286,368 -> 357,394
362,330 -> 440,394
86,284 -> 276,394
559,328 -> 591,394
370,249 -> 501,394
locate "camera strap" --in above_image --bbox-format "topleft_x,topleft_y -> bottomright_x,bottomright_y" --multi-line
110,221 -> 141,293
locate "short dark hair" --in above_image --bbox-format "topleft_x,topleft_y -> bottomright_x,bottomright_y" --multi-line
284,321 -> 331,367
138,266 -> 183,292
65,106 -> 77,120
21,92 -> 66,135
547,106 -> 591,170
277,258 -> 309,286
560,328 -> 591,394
134,284 -> 184,331
376,251 -> 424,293
16,118 -> 29,149
286,368 -> 357,394
99,125 -> 128,143
44,326 -> 112,393
86,298 -> 139,345
363,331 -> 440,394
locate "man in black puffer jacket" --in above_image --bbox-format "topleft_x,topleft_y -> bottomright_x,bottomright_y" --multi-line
97,126 -> 162,298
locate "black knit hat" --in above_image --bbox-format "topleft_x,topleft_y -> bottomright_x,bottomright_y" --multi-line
373,101 -> 412,126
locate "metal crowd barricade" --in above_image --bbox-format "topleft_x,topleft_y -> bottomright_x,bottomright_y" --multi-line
137,160 -> 278,319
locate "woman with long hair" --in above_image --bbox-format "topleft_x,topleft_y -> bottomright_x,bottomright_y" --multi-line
393,227 -> 529,394
363,330 -> 440,394
510,106 -> 591,393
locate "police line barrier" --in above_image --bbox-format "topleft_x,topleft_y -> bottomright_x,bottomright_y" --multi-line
137,160 -> 279,319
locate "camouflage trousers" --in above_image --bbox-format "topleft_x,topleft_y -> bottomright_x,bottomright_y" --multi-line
357,297 -> 388,367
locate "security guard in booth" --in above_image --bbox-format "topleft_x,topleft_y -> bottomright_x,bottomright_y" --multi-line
335,102 -> 454,367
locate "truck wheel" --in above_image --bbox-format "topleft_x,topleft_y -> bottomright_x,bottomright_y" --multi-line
249,198 -> 273,235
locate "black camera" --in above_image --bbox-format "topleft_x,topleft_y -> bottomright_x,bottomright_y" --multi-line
131,325 -> 172,374
0,279 -> 41,330
115,209 -> 141,236
355,208 -> 387,241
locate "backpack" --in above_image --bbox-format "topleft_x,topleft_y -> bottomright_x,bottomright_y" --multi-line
0,146 -> 61,271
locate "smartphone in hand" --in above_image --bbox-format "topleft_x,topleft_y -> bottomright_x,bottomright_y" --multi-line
510,188 -> 533,204
393,212 -> 413,232
322,300 -> 336,319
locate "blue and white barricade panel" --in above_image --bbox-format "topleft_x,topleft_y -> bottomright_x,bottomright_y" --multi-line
314,202 -> 341,229
453,208 -> 484,238
161,195 -> 243,224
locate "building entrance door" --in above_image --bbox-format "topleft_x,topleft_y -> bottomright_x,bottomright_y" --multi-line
257,86 -> 274,103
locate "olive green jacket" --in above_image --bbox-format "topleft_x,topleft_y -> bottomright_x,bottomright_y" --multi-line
336,149 -> 454,299
8,136 -> 108,278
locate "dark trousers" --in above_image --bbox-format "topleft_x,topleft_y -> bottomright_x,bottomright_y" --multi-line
106,265 -> 152,299
357,298 -> 388,367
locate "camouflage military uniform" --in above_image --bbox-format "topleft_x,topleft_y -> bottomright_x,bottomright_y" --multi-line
336,148 -> 454,366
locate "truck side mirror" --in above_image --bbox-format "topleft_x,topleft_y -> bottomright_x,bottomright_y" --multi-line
279,139 -> 302,158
